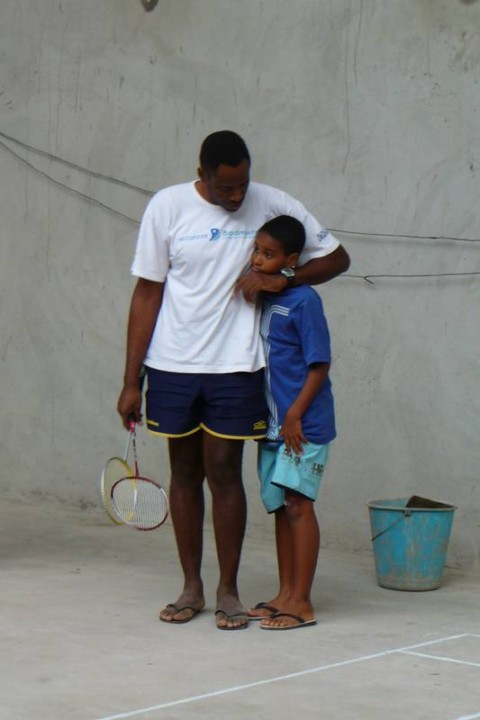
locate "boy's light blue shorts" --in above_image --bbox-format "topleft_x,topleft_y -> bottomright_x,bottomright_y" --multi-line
257,440 -> 331,513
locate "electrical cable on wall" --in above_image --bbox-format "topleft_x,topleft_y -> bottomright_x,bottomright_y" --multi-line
0,131 -> 151,196
329,228 -> 480,245
1,130 -> 479,284
0,137 -> 139,226
344,272 -> 480,284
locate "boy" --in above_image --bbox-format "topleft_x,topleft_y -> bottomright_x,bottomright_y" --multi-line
248,215 -> 336,630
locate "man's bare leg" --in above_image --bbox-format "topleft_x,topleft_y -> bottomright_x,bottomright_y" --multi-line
203,434 -> 249,629
159,432 -> 206,623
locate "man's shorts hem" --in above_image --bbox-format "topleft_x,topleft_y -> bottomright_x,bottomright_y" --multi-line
147,419 -> 267,441
146,422 -> 200,439
200,423 -> 268,440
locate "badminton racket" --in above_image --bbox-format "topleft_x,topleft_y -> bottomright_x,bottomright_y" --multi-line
100,365 -> 147,523
99,430 -> 134,525
111,420 -> 169,531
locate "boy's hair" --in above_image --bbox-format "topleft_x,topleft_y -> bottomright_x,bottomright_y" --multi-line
259,215 -> 306,256
199,131 -> 251,171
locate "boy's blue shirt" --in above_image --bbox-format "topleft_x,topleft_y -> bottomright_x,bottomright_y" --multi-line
260,285 -> 336,444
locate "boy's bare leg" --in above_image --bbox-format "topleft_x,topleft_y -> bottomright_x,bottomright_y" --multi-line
261,491 -> 319,628
247,506 -> 294,619
159,432 -> 206,622
203,434 -> 249,629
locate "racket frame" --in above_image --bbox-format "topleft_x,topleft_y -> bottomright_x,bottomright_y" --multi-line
99,430 -> 134,524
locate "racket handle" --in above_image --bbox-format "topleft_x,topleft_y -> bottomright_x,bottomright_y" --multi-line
122,423 -> 133,462
131,368 -> 146,426
129,367 -> 145,428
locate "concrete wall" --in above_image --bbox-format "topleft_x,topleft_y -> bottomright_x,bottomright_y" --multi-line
1,0 -> 479,568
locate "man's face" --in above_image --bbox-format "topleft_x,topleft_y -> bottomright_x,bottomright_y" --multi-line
199,160 -> 250,212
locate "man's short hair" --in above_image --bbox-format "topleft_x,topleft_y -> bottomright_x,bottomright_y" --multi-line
259,215 -> 306,256
199,131 -> 250,171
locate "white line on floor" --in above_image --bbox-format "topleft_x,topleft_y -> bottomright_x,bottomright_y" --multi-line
401,651 -> 480,668
455,714 -> 480,720
96,633 -> 471,720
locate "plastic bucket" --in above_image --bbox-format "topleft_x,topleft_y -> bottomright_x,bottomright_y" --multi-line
367,496 -> 456,591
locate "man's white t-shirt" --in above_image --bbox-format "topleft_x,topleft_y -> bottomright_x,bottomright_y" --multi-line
131,181 -> 339,374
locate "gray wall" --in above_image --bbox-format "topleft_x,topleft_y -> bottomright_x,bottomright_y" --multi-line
1,0 -> 479,569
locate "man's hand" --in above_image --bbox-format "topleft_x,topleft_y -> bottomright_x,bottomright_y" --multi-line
234,269 -> 287,303
117,384 -> 143,430
117,278 -> 164,430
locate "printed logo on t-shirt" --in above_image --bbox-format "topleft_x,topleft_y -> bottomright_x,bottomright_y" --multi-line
317,229 -> 330,241
209,228 -> 257,241
178,232 -> 209,242
178,228 -> 258,242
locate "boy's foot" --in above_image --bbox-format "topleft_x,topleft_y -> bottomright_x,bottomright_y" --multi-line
247,601 -> 279,620
259,600 -> 315,629
260,612 -> 316,630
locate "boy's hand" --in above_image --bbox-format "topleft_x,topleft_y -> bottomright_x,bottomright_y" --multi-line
281,411 -> 307,456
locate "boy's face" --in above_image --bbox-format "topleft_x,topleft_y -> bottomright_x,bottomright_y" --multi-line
252,231 -> 298,275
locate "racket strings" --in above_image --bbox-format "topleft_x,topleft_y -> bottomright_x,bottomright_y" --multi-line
112,476 -> 169,530
100,458 -> 133,524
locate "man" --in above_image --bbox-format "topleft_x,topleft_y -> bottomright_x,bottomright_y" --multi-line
117,130 -> 349,630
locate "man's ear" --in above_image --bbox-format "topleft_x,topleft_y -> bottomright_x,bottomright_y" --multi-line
286,252 -> 300,269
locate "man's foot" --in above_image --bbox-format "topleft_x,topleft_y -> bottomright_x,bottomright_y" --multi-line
159,593 -> 205,624
215,594 -> 249,630
215,609 -> 249,630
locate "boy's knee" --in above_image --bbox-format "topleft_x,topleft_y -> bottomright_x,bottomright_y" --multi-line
284,490 -> 313,518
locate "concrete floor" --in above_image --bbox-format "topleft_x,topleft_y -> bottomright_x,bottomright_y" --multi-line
1,496 -> 479,720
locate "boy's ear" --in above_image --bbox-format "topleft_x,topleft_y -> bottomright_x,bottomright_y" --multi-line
286,252 -> 300,269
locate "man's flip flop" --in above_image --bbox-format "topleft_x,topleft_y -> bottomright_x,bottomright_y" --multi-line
159,604 -> 202,624
247,601 -> 279,621
215,609 -> 249,631
259,612 -> 317,631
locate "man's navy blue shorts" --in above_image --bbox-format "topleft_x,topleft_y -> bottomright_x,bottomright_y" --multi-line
145,368 -> 268,440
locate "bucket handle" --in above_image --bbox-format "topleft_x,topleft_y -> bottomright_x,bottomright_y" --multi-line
371,508 -> 412,542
